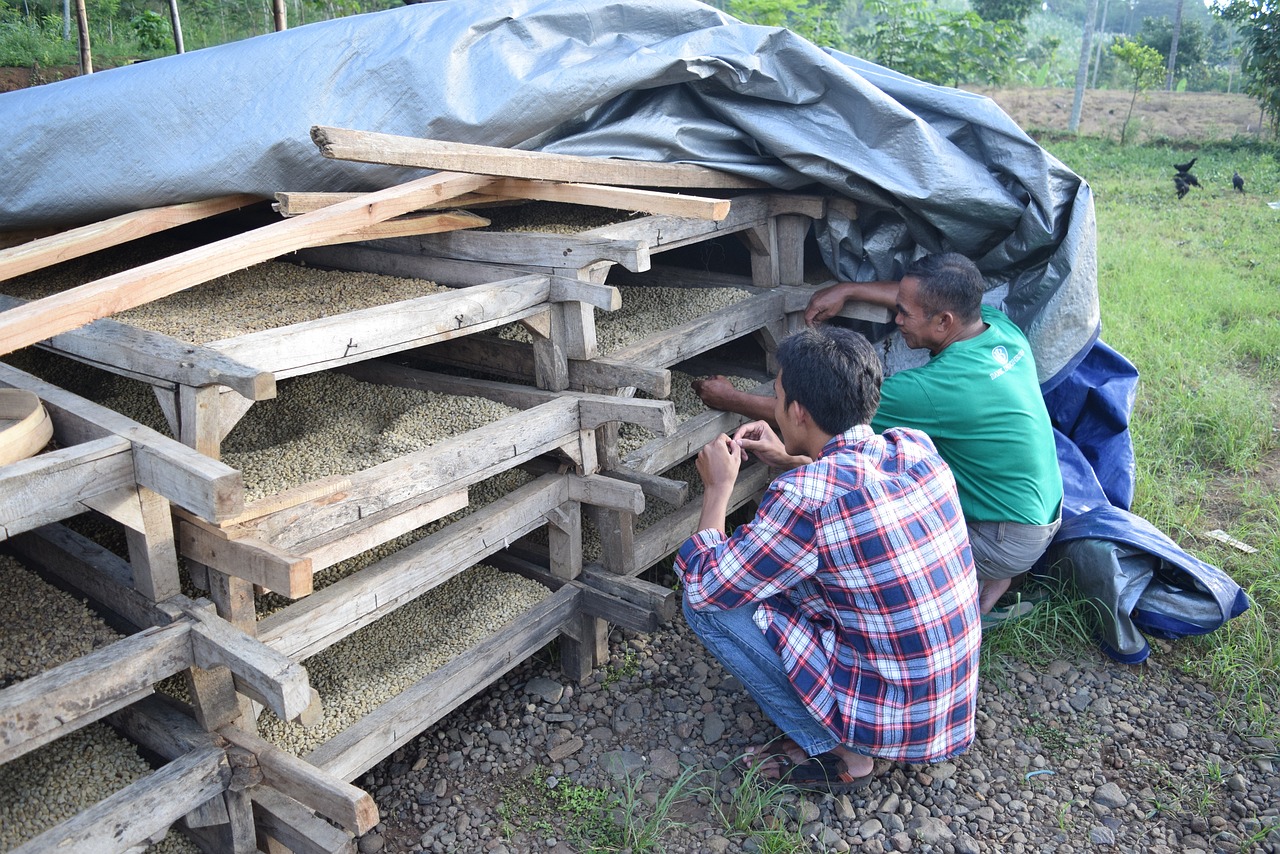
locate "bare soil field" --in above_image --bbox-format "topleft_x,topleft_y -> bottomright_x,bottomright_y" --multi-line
969,86 -> 1268,142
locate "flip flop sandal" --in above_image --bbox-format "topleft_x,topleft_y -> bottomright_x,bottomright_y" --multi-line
738,736 -> 804,772
980,599 -> 1036,631
766,752 -> 876,794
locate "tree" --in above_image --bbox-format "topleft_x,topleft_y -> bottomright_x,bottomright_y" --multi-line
1111,36 -> 1165,142
1212,0 -> 1280,134
852,0 -> 1018,85
1140,16 -> 1208,86
970,0 -> 1040,25
1164,0 -> 1183,90
1068,0 -> 1099,132
726,0 -> 851,50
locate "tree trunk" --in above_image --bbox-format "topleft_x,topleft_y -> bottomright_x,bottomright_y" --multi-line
62,0 -> 70,40
168,0 -> 185,54
74,0 -> 91,73
273,0 -> 286,30
1069,0 -> 1100,133
1090,0 -> 1112,88
1165,0 -> 1183,91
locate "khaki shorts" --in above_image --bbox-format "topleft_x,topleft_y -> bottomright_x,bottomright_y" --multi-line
968,512 -> 1062,581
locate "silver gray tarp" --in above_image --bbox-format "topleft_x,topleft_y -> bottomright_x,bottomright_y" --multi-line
0,0 -> 1098,385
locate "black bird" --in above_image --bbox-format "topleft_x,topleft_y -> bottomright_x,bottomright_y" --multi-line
1233,170 -> 1245,193
1176,171 -> 1202,189
1173,156 -> 1198,173
1174,175 -> 1190,199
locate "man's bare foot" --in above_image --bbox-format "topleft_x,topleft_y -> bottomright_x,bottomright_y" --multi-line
691,375 -> 739,411
979,576 -> 1013,614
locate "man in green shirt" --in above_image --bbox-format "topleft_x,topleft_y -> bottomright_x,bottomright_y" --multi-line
694,253 -> 1063,616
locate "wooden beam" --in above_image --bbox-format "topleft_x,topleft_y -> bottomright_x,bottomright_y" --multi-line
0,435 -> 134,539
252,787 -> 356,854
478,178 -> 730,220
274,190 -> 502,216
219,726 -> 378,835
13,747 -> 230,854
0,621 -> 192,764
311,127 -> 767,189
0,171 -> 494,356
313,210 -> 490,245
0,194 -> 261,283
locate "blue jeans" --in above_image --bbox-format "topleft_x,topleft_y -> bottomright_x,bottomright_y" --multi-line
682,596 -> 838,756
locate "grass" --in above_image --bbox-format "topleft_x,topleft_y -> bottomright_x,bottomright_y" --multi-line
1029,136 -> 1280,738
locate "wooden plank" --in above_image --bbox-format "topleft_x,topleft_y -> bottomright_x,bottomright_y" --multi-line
232,399 -> 581,549
0,194 -> 261,283
300,243 -> 546,288
184,606 -> 314,722
11,746 -> 231,854
0,435 -> 134,539
607,290 -> 786,369
108,693 -> 222,759
275,190 -> 498,216
220,726 -> 379,835
291,488 -> 467,573
252,787 -> 356,854
491,551 -> 671,634
311,127 -> 767,189
208,276 -> 552,379
567,473 -> 646,515
256,475 -> 568,660
601,467 -> 689,507
568,356 -> 672,397
478,178 -> 731,220
315,210 -> 489,245
0,362 -> 245,521
8,524 -> 171,631
577,194 -> 774,252
621,391 -> 766,476
547,274 -> 621,312
0,293 -> 275,399
373,226 -> 650,273
305,584 -> 577,781
0,171 -> 494,356
0,621 -> 192,764
177,519 -> 314,597
116,485 -> 182,602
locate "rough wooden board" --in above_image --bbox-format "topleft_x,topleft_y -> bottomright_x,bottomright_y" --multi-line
477,178 -> 731,220
252,787 -> 356,854
311,126 -> 768,189
10,746 -> 231,854
0,434 -> 133,539
0,171 -> 494,356
275,190 -> 498,216
0,194 -> 261,283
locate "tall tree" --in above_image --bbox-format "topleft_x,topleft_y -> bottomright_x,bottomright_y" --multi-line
1213,0 -> 1280,134
1069,0 -> 1100,132
1165,0 -> 1184,89
1111,36 -> 1165,142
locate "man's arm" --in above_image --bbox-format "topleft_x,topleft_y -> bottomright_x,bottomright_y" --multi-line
693,432 -> 742,536
690,376 -> 778,426
804,280 -> 900,326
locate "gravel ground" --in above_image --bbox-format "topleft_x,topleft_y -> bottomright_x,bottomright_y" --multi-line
353,610 -> 1280,854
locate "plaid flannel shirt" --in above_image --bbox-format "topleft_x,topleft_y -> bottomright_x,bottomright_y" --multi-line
677,425 -> 981,763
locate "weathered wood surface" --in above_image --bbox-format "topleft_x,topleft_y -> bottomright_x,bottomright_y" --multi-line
304,583 -> 577,782
256,475 -> 568,660
619,380 -> 771,476
0,171 -> 493,356
370,227 -> 651,273
607,289 -> 786,369
602,467 -> 689,507
11,746 -> 231,854
206,275 -> 552,380
252,786 -> 356,854
311,127 -> 767,189
0,362 -> 244,521
576,194 -> 817,256
0,621 -> 191,764
109,692 -> 221,760
275,190 -> 499,216
178,520 -> 314,598
0,194 -> 260,283
0,435 -> 133,538
220,726 -> 378,835
316,209 -> 489,245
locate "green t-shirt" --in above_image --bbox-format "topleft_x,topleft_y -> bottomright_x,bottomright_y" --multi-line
870,305 -> 1063,525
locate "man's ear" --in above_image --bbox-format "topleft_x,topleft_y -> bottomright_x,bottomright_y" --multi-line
788,398 -> 811,427
933,309 -> 956,332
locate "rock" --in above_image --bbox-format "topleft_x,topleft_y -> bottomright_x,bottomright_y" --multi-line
357,833 -> 385,854
599,749 -> 646,779
1093,782 -> 1128,809
860,817 -> 885,838
525,676 -> 565,705
908,816 -> 955,845
1165,722 -> 1189,740
650,747 -> 681,780
889,830 -> 913,851
702,713 -> 726,744
1089,825 -> 1116,845
548,736 -> 584,762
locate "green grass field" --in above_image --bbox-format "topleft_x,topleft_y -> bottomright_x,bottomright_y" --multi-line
1034,136 -> 1280,734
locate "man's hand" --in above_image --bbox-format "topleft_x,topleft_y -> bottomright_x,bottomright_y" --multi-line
804,281 -> 852,326
733,421 -> 811,469
696,432 -> 743,490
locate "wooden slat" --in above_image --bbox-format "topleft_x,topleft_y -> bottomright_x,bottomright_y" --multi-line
0,194 -> 260,283
566,473 -> 646,515
274,190 -> 499,216
378,227 -> 651,274
314,209 -> 489,245
620,382 -> 771,476
0,434 -> 133,539
184,606 -> 314,722
311,127 -> 767,189
12,746 -> 231,854
0,362 -> 245,521
109,693 -> 222,760
256,475 -> 568,660
177,520 -> 313,597
252,787 -> 356,854
305,584 -> 578,781
220,726 -> 379,835
207,275 -> 551,379
0,171 -> 494,356
477,178 -> 731,220
0,621 -> 193,764
601,467 -> 688,507
568,356 -> 672,397
607,290 -> 786,369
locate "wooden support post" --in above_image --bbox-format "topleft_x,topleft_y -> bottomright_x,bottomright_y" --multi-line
547,501 -> 596,679
89,484 -> 181,601
206,568 -> 261,729
589,504 -> 637,576
741,220 -> 781,288
529,305 -> 570,391
178,384 -> 226,458
775,214 -> 810,286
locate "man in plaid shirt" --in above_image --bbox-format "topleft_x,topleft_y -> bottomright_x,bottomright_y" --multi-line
676,326 -> 981,791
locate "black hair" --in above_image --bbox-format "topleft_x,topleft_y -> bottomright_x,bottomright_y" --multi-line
776,326 -> 882,434
903,252 -> 984,323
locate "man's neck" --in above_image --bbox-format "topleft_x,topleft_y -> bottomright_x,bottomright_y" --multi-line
932,318 -> 988,355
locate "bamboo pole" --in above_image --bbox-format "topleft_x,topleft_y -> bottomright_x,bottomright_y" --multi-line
74,0 -> 92,74
168,0 -> 185,54
273,0 -> 286,30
